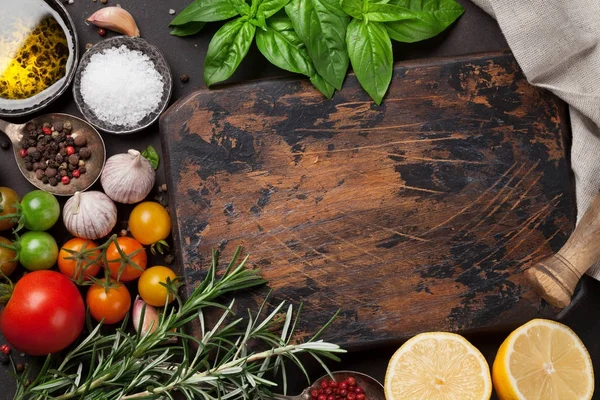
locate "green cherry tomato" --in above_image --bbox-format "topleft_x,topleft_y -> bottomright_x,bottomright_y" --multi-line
0,187 -> 19,231
19,231 -> 58,271
20,190 -> 60,231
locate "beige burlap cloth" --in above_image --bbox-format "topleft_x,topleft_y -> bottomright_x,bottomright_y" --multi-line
471,0 -> 600,279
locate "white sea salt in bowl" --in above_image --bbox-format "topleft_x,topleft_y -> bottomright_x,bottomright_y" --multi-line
72,36 -> 172,134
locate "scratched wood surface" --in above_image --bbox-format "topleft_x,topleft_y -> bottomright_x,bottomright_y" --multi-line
159,53 -> 575,348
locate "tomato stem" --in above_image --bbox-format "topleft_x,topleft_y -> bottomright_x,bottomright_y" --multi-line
0,240 -> 17,252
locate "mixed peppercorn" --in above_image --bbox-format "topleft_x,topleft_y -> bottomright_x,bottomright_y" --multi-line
311,376 -> 368,400
19,120 -> 91,186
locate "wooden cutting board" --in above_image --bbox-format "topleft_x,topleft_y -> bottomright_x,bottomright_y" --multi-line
159,52 -> 575,349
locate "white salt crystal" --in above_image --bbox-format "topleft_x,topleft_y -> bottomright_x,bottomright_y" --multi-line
80,45 -> 164,128
169,9 -> 176,14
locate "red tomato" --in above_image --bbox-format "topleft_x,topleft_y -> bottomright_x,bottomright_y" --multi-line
0,270 -> 85,355
106,237 -> 147,282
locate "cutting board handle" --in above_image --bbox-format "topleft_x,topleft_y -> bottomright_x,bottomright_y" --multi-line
526,191 -> 600,308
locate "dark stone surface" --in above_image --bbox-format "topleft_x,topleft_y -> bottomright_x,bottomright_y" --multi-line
0,1 -> 598,399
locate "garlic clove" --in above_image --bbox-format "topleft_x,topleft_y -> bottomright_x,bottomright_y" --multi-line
132,296 -> 159,337
86,6 -> 141,37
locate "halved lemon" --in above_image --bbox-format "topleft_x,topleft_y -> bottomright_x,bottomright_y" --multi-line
492,319 -> 594,400
385,332 -> 492,400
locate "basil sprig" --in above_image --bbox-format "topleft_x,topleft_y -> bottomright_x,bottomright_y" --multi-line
170,0 -> 463,103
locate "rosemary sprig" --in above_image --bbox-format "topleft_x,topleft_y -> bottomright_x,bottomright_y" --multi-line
12,248 -> 345,400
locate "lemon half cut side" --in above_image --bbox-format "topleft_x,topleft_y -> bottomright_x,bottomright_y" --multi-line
384,331 -> 492,400
492,319 -> 594,400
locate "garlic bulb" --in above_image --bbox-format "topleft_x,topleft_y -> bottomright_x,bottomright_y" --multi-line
101,149 -> 155,204
63,191 -> 117,240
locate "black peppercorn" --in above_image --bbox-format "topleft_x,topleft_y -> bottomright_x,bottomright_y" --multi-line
25,163 -> 33,171
49,178 -> 58,186
54,122 -> 63,132
55,154 -> 64,163
79,147 -> 92,159
79,166 -> 87,174
59,170 -> 67,177
68,154 -> 79,165
59,148 -> 67,157
73,135 -> 87,147
45,168 -> 57,178
41,176 -> 49,184
35,169 -> 45,180
68,164 -> 76,172
65,137 -> 75,146
180,74 -> 190,83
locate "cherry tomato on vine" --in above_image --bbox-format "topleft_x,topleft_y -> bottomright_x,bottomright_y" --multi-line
0,270 -> 85,355
86,279 -> 131,324
19,190 -> 60,231
106,237 -> 147,281
0,237 -> 17,277
0,187 -> 19,231
19,231 -> 58,271
58,238 -> 102,282
138,266 -> 178,307
128,202 -> 172,245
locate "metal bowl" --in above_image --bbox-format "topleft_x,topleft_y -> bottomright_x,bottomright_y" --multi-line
1,113 -> 106,196
72,36 -> 173,135
0,0 -> 79,117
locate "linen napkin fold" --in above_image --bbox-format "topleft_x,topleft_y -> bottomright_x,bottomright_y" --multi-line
470,0 -> 600,279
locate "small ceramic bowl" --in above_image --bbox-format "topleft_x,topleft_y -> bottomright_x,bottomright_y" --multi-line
72,36 -> 173,135
0,0 -> 79,117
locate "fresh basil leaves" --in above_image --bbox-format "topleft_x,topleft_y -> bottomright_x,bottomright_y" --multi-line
256,17 -> 335,97
141,145 -> 160,170
285,0 -> 350,90
204,18 -> 256,86
171,0 -> 463,103
347,19 -> 392,104
170,21 -> 206,37
385,0 -> 465,43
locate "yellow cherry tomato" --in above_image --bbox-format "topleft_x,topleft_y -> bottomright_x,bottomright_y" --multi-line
138,266 -> 177,307
128,202 -> 172,245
